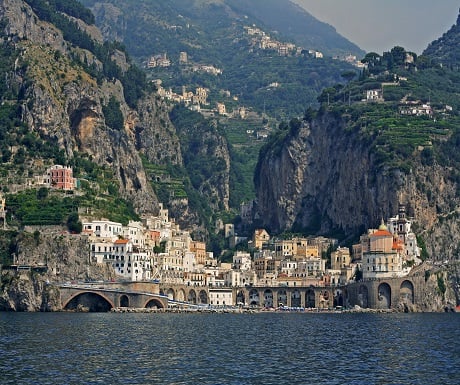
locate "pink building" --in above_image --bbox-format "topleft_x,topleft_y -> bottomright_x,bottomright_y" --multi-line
46,165 -> 75,191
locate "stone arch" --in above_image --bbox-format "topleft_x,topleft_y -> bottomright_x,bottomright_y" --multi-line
263,289 -> 274,308
188,289 -> 197,304
291,289 -> 301,307
64,291 -> 113,312
199,290 -> 208,304
120,294 -> 129,308
249,289 -> 260,306
377,282 -> 392,309
166,288 -> 175,300
277,289 -> 287,307
358,285 -> 369,308
236,290 -> 246,305
305,289 -> 315,308
176,288 -> 186,302
333,289 -> 343,307
400,280 -> 414,305
145,298 -> 165,309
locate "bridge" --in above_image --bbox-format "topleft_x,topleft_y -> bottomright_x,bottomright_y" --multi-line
345,273 -> 426,310
58,273 -> 427,312
59,281 -> 168,311
159,284 -> 337,309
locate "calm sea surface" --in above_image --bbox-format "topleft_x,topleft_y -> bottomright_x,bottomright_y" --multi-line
0,312 -> 458,385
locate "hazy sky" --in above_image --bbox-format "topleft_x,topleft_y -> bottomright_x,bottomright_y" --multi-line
293,0 -> 459,54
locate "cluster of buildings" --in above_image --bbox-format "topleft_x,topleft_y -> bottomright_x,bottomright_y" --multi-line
244,25 -> 321,58
4,165 -> 77,194
82,201 -> 421,291
147,53 -> 171,68
156,84 -> 247,119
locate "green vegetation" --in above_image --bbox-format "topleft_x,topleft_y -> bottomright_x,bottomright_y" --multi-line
102,96 -> 124,131
437,274 -> 447,299
314,45 -> 460,175
81,0 -> 355,117
24,0 -> 95,25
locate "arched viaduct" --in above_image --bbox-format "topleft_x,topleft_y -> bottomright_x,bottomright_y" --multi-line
345,274 -> 426,310
59,282 -> 168,312
160,284 -> 336,309
59,274 -> 426,312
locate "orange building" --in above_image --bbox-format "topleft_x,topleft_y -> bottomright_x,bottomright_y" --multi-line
190,241 -> 206,265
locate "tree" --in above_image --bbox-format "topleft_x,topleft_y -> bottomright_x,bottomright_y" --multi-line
341,70 -> 357,83
67,212 -> 82,233
37,187 -> 49,200
102,96 -> 124,130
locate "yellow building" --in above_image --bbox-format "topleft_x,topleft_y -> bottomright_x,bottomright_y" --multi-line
253,229 -> 270,250
331,247 -> 351,270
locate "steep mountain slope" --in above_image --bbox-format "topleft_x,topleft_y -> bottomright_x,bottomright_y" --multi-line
226,0 -> 364,57
0,0 -> 166,214
0,0 -> 235,239
423,11 -> 460,66
255,18 -> 460,260
78,0 -> 359,221
79,0 -> 357,117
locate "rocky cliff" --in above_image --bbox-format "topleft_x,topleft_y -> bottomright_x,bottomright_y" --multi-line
0,0 -> 233,232
0,230 -> 113,311
0,0 -> 182,214
255,111 -> 460,261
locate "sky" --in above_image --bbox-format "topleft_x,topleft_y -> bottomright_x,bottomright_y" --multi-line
293,0 -> 459,54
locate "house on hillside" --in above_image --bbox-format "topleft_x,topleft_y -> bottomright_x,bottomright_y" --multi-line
366,89 -> 384,102
43,165 -> 76,191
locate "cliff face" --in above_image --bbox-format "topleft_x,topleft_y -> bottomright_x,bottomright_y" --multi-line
0,0 -> 185,214
0,231 -> 114,311
255,112 -> 460,260
1,0 -> 232,230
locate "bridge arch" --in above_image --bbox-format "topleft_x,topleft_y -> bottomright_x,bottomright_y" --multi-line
263,289 -> 274,308
166,288 -> 175,300
305,289 -> 315,308
198,290 -> 208,304
334,289 -> 344,307
291,289 -> 301,307
277,289 -> 287,307
248,289 -> 260,306
63,291 -> 114,312
377,282 -> 392,309
176,288 -> 186,302
187,289 -> 197,304
120,294 -> 129,308
236,290 -> 245,305
145,298 -> 165,309
400,280 -> 414,305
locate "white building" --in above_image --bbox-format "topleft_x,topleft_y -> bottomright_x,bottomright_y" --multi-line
233,251 -> 252,271
83,220 -> 122,239
209,288 -> 233,307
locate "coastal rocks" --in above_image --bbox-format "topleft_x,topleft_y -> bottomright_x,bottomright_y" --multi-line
0,270 -> 60,311
0,230 -> 116,311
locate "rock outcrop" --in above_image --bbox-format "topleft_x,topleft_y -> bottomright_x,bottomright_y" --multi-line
0,0 -> 168,214
255,112 -> 460,261
0,230 -> 115,311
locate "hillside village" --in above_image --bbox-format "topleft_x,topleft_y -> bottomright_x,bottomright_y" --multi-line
150,23 -> 364,121
4,180 -> 423,306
